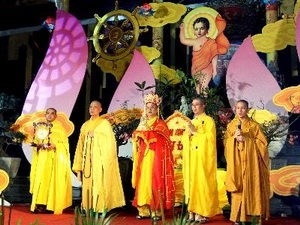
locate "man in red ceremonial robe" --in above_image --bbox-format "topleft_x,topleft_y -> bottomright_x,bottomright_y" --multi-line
132,92 -> 175,221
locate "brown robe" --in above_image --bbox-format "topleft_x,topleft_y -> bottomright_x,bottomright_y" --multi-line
224,117 -> 270,223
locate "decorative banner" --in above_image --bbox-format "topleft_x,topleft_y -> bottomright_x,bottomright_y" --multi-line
165,111 -> 190,169
136,2 -> 187,27
22,10 -> 88,115
165,111 -> 191,205
106,49 -> 156,158
226,36 -> 285,115
270,165 -> 300,197
20,10 -> 88,188
108,49 -> 156,112
252,18 -> 295,53
273,85 -> 300,113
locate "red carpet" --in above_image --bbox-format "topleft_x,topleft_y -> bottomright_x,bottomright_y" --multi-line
2,204 -> 300,225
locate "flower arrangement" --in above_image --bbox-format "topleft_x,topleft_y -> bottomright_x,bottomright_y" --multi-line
101,104 -> 143,147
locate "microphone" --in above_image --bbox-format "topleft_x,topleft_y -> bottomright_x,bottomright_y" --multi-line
237,121 -> 241,129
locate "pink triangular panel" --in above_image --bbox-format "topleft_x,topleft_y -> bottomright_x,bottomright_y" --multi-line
20,10 -> 88,185
22,10 -> 88,116
108,50 -> 156,112
296,12 -> 300,61
226,36 -> 284,114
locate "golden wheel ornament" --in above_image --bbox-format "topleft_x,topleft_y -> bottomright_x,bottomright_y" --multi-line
91,9 -> 140,61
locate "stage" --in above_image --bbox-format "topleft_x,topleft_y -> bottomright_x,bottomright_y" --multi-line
1,204 -> 300,225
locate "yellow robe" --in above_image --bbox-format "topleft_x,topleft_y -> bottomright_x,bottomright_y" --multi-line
224,117 -> 270,223
30,120 -> 72,214
182,113 -> 220,217
72,117 -> 125,212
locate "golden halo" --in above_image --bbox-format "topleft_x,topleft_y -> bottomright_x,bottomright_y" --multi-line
183,6 -> 219,39
15,110 -> 74,143
0,170 -> 9,192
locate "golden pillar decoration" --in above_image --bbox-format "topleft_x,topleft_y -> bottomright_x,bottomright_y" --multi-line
152,0 -> 163,64
62,0 -> 69,12
55,0 -> 69,11
265,2 -> 279,67
152,26 -> 163,64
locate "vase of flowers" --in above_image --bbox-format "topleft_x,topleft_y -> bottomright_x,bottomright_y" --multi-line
101,105 -> 143,150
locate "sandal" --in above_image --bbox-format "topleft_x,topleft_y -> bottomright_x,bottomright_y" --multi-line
195,218 -> 208,223
186,218 -> 195,223
34,205 -> 46,213
186,212 -> 195,222
136,215 -> 150,220
151,216 -> 161,221
195,215 -> 209,223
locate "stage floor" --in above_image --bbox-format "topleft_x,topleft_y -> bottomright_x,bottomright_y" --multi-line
2,204 -> 300,225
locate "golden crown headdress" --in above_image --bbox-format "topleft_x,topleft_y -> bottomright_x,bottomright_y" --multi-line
144,91 -> 162,106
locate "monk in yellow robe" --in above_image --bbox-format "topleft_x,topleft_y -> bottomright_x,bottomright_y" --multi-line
30,108 -> 72,214
72,100 -> 125,213
181,96 -> 220,223
224,100 -> 270,225
132,92 -> 175,221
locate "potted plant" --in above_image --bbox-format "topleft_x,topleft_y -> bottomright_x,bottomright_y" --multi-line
0,93 -> 25,178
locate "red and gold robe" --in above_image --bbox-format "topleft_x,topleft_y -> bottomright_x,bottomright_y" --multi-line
132,116 -> 175,212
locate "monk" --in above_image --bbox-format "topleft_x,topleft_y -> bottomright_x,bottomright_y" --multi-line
132,92 -> 175,222
30,108 -> 72,214
181,96 -> 220,223
224,100 -> 270,225
72,100 -> 125,213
